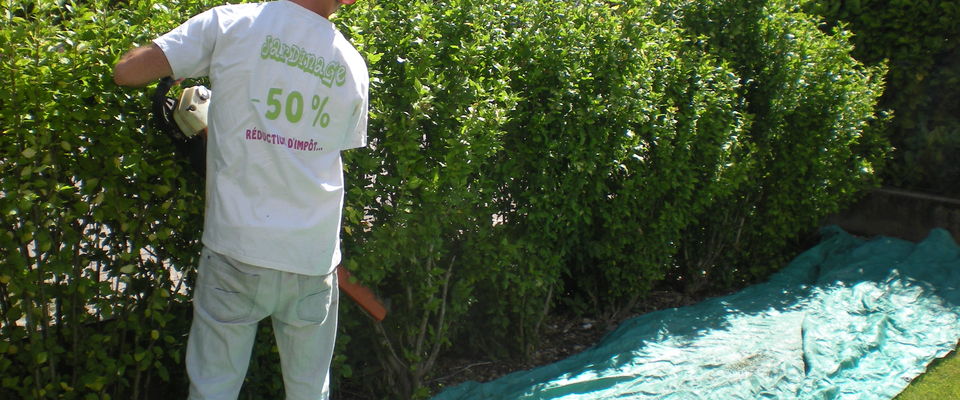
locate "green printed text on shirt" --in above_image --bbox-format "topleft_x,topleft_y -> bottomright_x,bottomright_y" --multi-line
260,35 -> 346,88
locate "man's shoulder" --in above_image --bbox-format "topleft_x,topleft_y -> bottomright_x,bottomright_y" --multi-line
337,39 -> 368,79
214,1 -> 267,11
208,1 -> 269,19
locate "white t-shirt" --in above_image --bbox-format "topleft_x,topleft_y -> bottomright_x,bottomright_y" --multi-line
155,0 -> 368,276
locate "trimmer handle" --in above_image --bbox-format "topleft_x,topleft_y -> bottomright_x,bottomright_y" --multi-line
337,265 -> 387,321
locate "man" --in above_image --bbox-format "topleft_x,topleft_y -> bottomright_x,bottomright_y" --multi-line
113,0 -> 368,398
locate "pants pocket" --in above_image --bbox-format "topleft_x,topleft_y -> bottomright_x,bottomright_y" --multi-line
196,249 -> 260,323
295,273 -> 335,324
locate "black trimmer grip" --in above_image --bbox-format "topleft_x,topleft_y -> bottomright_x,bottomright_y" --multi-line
151,77 -> 207,176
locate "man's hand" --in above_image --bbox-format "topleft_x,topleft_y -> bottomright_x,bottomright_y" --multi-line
114,43 -> 173,87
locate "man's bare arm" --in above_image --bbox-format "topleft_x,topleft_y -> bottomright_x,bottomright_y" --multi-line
113,43 -> 173,87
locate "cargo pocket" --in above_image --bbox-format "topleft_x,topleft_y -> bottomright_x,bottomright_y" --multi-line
196,250 -> 260,323
296,273 -> 334,324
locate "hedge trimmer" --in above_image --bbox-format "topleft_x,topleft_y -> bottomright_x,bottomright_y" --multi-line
152,77 -> 386,321
152,77 -> 209,175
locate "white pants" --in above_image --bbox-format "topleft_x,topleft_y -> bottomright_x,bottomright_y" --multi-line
186,247 -> 339,400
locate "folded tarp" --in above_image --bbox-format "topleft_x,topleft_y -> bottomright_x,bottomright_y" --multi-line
433,227 -> 960,399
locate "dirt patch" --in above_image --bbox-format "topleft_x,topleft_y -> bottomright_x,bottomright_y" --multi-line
426,290 -> 704,393
332,289 -> 723,399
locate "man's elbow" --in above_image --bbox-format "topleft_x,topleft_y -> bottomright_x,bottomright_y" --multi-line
113,63 -> 133,86
112,44 -> 173,87
113,58 -> 150,87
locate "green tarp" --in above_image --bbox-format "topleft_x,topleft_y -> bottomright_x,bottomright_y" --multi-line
433,227 -> 960,399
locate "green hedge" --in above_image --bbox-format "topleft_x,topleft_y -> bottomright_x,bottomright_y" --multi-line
0,0 -> 217,398
1,0 -> 887,399
338,0 -> 886,397
335,1 -> 523,396
804,0 -> 960,195
658,0 -> 889,291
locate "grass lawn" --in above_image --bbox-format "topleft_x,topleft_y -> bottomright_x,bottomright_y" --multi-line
894,350 -> 960,399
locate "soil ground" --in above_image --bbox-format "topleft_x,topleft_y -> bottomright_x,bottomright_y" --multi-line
424,289 -> 708,396
332,288 -> 709,399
